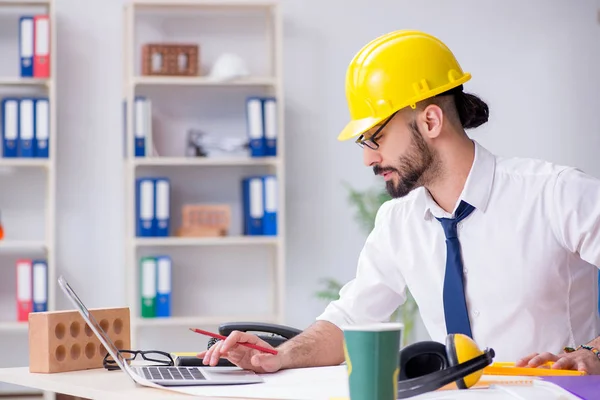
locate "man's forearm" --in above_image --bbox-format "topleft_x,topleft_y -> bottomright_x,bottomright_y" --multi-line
586,335 -> 600,349
278,320 -> 345,369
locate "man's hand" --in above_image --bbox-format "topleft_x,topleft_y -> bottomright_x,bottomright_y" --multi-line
196,331 -> 283,374
515,349 -> 600,375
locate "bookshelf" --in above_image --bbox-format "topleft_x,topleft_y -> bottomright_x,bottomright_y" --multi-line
0,1 -> 56,398
123,0 -> 285,351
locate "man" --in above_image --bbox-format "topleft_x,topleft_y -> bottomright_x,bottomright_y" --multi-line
199,30 -> 600,375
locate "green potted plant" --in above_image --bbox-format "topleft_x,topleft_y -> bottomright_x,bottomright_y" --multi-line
315,183 -> 419,346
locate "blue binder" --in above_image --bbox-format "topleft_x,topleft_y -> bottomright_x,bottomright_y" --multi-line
32,260 -> 48,312
263,175 -> 277,235
263,97 -> 277,157
155,255 -> 172,317
242,176 -> 264,235
18,98 -> 34,157
246,97 -> 265,157
2,98 -> 19,158
154,177 -> 170,237
34,98 -> 49,158
136,178 -> 155,237
19,17 -> 34,77
134,96 -> 147,157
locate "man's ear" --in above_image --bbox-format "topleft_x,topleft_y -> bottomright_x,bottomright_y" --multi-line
420,104 -> 444,139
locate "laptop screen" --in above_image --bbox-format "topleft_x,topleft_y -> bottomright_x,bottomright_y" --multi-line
58,275 -> 129,371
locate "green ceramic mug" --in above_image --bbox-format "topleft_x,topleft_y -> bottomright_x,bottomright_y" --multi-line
343,322 -> 403,400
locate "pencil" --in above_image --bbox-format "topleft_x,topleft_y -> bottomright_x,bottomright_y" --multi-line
189,328 -> 279,355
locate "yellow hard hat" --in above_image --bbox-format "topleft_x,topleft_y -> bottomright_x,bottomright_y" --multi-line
338,30 -> 471,141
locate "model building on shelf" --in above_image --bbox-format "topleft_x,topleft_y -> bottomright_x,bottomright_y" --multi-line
176,204 -> 231,237
142,43 -> 199,76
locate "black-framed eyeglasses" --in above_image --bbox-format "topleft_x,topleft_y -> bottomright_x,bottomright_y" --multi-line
355,111 -> 398,150
103,349 -> 174,371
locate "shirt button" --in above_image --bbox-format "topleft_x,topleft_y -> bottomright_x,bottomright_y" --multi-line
473,310 -> 480,317
464,268 -> 468,274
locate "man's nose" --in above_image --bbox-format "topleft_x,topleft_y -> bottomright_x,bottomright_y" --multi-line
363,146 -> 382,167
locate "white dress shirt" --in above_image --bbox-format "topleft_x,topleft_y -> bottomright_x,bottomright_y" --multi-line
317,140 -> 600,362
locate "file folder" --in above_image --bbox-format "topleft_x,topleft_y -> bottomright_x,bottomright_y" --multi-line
34,98 -> 49,158
136,178 -> 155,237
33,15 -> 50,78
2,98 -> 19,158
145,98 -> 153,156
246,97 -> 265,157
263,175 -> 277,235
16,259 -> 32,322
134,97 -> 146,157
19,17 -> 34,77
32,260 -> 47,312
243,177 -> 264,235
263,97 -> 277,156
156,256 -> 172,318
19,99 -> 34,157
140,257 -> 157,318
154,177 -> 170,237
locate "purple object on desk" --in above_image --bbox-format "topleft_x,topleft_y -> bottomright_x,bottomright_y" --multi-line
541,376 -> 600,400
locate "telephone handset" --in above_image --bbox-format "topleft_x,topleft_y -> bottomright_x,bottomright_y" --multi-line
199,322 -> 302,367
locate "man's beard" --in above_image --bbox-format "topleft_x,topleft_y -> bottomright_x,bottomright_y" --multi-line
373,122 -> 438,198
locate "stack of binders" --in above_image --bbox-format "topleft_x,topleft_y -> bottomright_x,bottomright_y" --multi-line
136,177 -> 170,237
16,259 -> 47,322
242,175 -> 277,236
2,97 -> 50,158
19,15 -> 50,78
139,256 -> 172,318
246,96 -> 277,157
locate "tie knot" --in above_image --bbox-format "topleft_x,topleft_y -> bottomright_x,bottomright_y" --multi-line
436,200 -> 475,239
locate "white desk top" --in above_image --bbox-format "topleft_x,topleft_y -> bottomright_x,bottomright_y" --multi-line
0,365 -> 582,400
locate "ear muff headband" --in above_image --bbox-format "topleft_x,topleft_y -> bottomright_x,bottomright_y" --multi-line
396,348 -> 495,399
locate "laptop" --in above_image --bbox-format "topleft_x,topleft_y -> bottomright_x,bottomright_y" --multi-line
58,275 -> 264,387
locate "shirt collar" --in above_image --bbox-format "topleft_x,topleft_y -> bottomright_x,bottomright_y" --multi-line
423,140 -> 496,220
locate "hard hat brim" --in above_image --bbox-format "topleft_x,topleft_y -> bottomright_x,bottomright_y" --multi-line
337,117 -> 384,142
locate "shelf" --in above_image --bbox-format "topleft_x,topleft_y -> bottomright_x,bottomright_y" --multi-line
0,77 -> 50,86
136,315 -> 278,328
133,157 -> 280,167
131,0 -> 276,10
132,76 -> 276,87
0,159 -> 50,168
0,0 -> 50,6
0,322 -> 28,333
0,240 -> 47,252
135,236 -> 279,247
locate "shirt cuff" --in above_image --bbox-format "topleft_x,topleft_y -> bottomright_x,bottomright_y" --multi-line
315,301 -> 356,330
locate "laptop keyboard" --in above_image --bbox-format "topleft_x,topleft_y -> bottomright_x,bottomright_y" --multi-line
141,366 -> 206,381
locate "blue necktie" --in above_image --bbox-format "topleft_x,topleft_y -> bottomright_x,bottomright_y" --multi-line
435,200 -> 475,338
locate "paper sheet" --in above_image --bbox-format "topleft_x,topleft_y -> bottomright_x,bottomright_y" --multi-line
157,366 -> 350,400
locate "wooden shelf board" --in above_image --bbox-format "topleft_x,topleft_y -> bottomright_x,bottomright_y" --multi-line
0,159 -> 50,168
0,322 -> 28,333
0,241 -> 47,251
132,76 -> 276,87
0,77 -> 50,86
131,0 -> 276,10
134,236 -> 279,247
136,315 -> 278,327
133,157 -> 280,167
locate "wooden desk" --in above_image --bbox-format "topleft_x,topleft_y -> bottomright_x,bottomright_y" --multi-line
0,365 -> 583,400
0,367 -> 234,400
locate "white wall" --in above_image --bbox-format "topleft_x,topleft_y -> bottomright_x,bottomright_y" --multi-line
2,0 -> 600,378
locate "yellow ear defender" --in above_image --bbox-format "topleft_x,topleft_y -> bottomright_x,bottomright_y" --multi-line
397,333 -> 495,398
